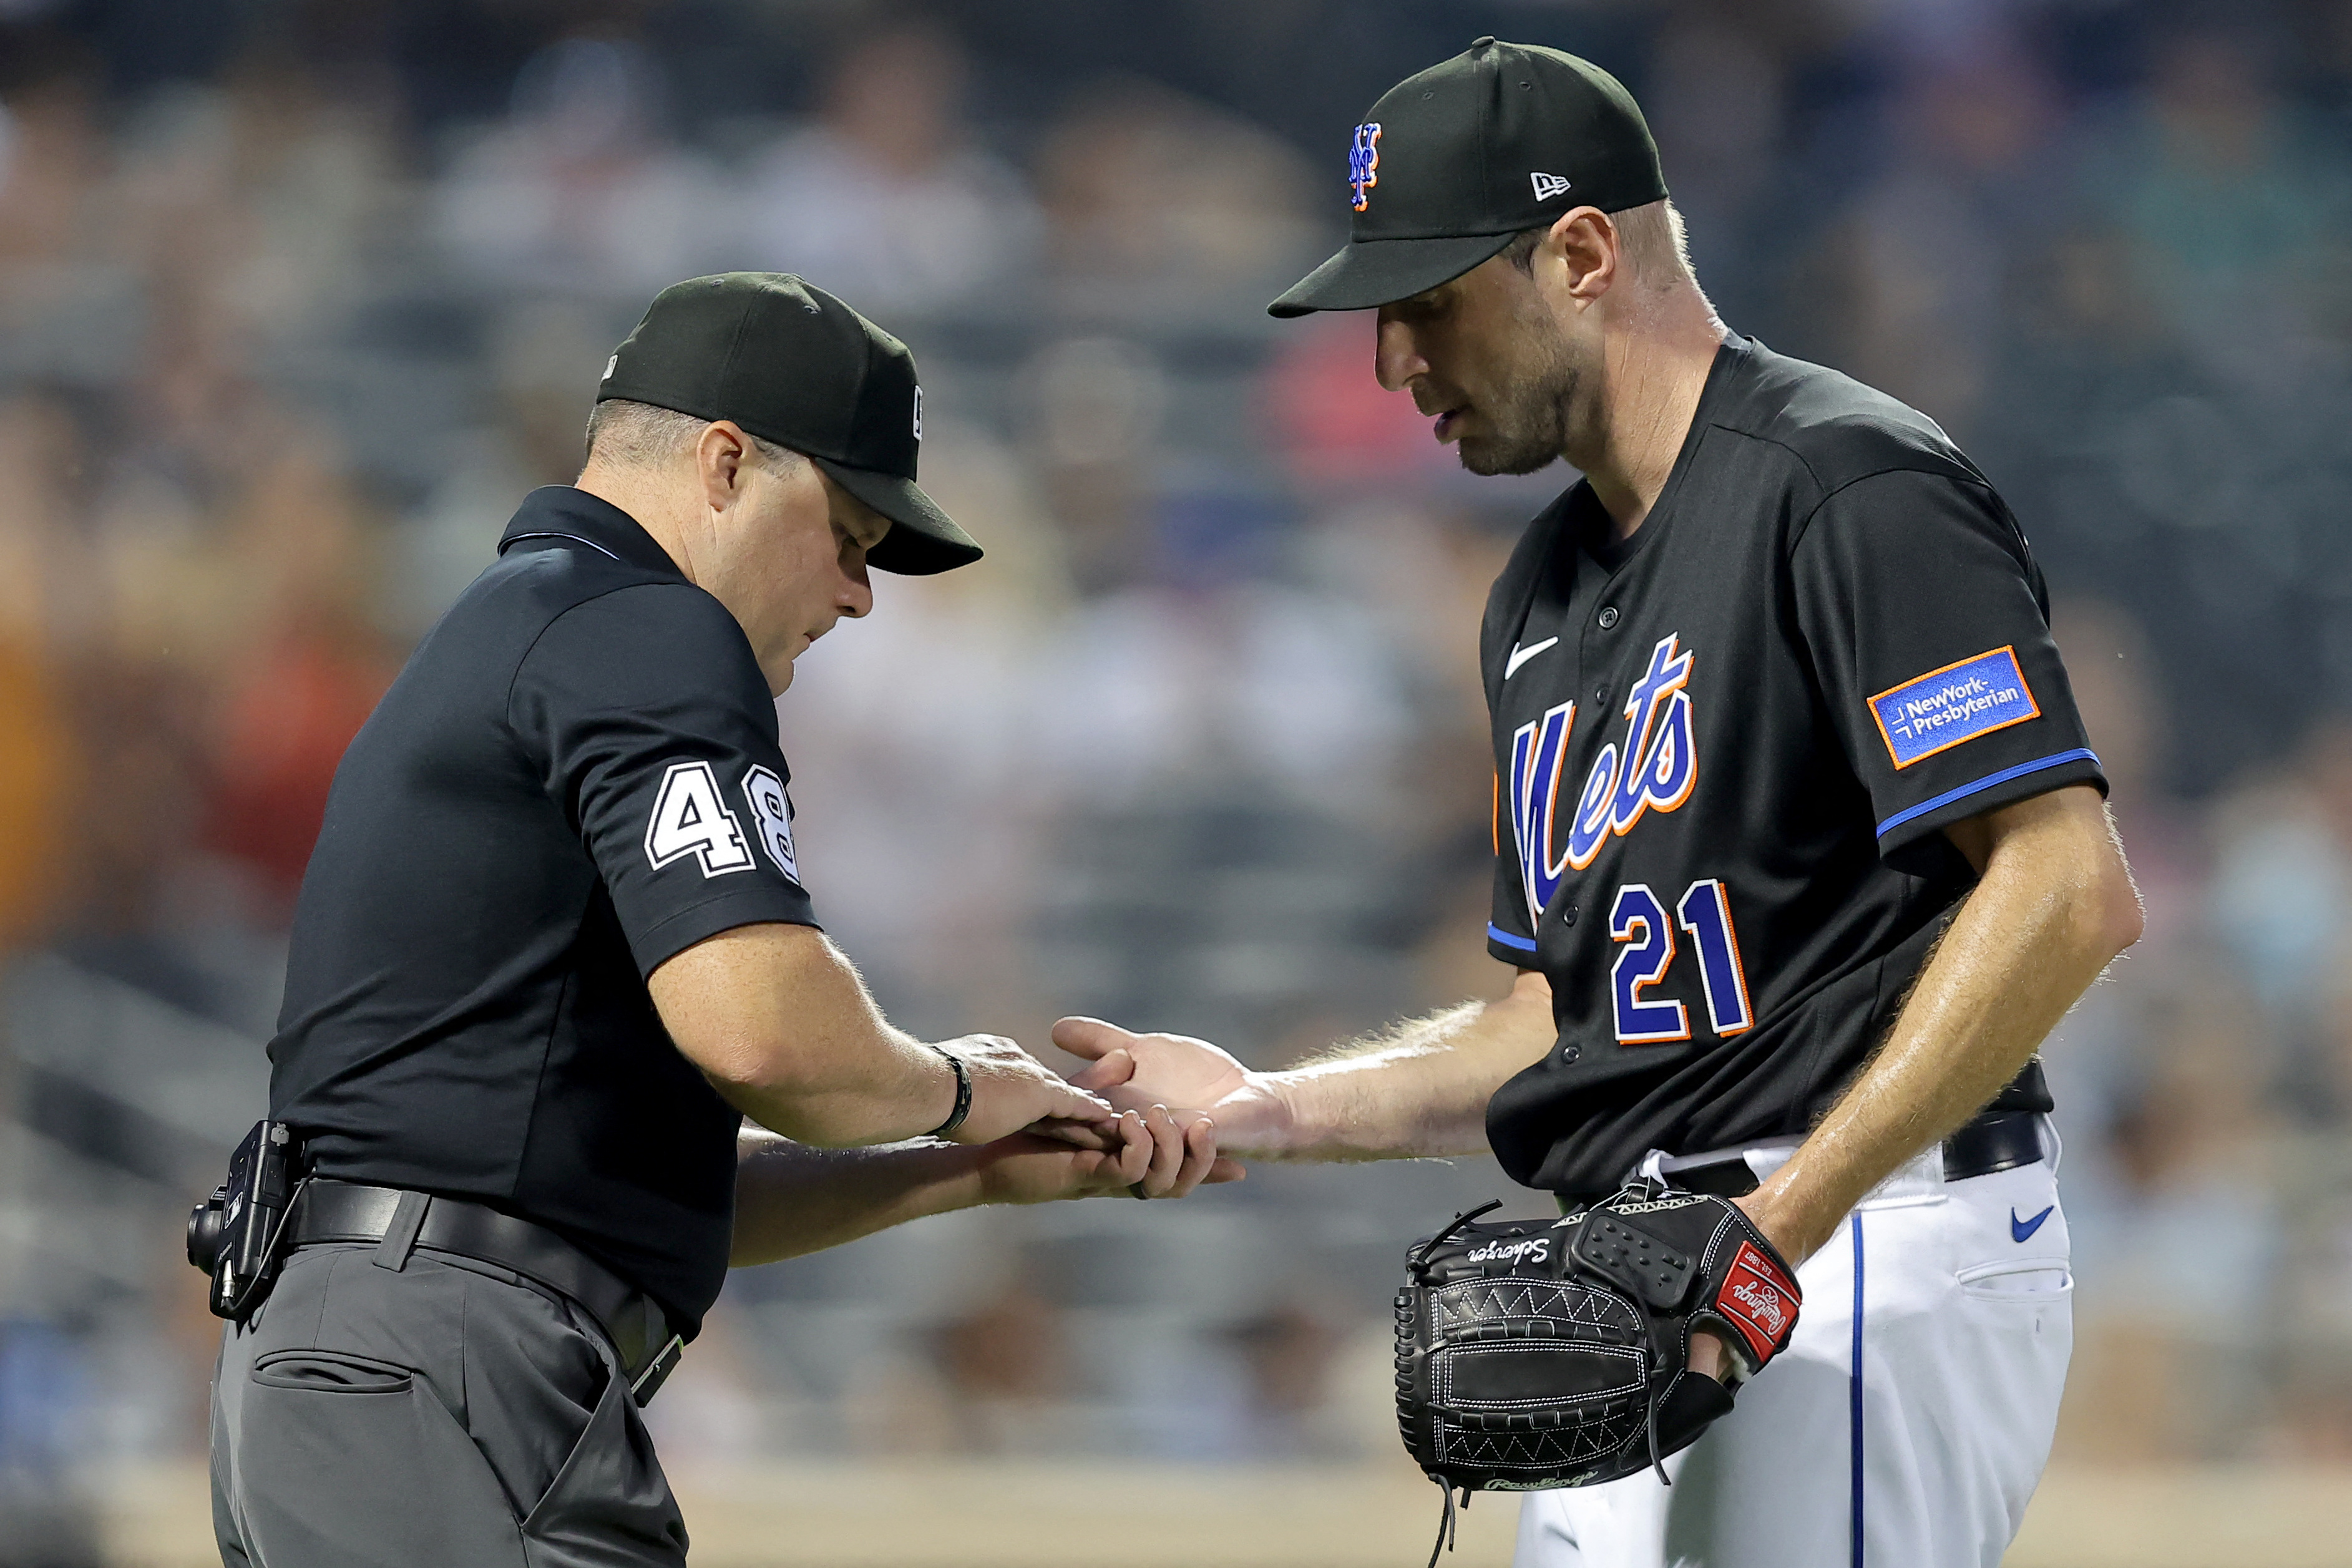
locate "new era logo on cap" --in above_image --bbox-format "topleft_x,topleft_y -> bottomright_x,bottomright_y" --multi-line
1531,171 -> 1573,201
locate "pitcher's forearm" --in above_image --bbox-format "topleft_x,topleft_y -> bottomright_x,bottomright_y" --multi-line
1263,977 -> 1558,1160
1764,887 -> 2107,1250
1752,790 -> 2140,1262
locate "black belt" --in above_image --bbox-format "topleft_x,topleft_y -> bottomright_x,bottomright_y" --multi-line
289,1181 -> 684,1406
1644,1109 -> 2049,1200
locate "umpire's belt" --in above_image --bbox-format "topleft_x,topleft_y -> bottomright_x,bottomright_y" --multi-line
289,1180 -> 685,1406
1642,1109 -> 2048,1201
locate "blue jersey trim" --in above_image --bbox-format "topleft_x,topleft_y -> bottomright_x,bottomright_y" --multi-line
1873,747 -> 2101,841
1850,1214 -> 1866,1568
1486,923 -> 1539,954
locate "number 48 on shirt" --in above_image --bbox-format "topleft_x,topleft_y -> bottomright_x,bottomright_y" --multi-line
1609,879 -> 1753,1044
643,759 -> 801,882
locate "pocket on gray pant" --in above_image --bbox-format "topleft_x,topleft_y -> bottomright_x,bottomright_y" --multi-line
238,1369 -> 527,1568
519,1356 -> 689,1568
252,1350 -> 414,1393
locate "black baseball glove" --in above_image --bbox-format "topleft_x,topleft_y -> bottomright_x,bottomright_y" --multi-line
1392,1182 -> 1802,1553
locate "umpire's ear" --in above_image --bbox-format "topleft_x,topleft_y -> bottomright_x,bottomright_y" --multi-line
694,419 -> 759,511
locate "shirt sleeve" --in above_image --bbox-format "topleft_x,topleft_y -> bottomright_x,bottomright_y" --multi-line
1487,769 -> 1541,963
1480,519 -> 1561,967
509,583 -> 819,975
1791,468 -> 2106,873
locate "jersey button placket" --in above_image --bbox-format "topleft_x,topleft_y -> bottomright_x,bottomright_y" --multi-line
1598,605 -> 1619,629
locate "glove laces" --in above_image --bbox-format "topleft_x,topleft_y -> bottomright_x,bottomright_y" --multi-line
1424,1482 -> 1468,1568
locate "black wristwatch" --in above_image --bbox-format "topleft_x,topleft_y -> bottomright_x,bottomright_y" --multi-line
927,1046 -> 973,1138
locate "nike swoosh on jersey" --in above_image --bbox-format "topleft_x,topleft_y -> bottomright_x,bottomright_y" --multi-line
2009,1204 -> 2055,1243
1505,637 -> 1560,679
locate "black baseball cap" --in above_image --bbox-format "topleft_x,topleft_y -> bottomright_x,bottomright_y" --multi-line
1269,39 -> 1667,318
597,273 -> 980,575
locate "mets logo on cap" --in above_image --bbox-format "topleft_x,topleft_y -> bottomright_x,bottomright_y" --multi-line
1349,122 -> 1382,211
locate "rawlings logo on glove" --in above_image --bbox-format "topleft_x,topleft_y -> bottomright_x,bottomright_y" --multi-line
1715,1241 -> 1798,1360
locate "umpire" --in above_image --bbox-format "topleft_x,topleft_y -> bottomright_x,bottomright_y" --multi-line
205,274 -> 1217,1566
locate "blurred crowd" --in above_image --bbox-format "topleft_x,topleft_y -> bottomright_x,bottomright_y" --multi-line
5,0 -> 2352,1551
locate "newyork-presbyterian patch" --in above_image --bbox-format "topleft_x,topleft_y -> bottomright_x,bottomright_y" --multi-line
1869,646 -> 2041,769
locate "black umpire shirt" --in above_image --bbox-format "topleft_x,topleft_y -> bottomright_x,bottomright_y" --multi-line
1481,334 -> 2105,1197
269,486 -> 819,1332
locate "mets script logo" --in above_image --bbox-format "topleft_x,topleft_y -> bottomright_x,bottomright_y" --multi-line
1349,122 -> 1382,211
1508,633 -> 1699,927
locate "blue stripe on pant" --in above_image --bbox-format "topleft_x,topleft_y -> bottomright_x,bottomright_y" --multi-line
1850,1213 -> 1866,1568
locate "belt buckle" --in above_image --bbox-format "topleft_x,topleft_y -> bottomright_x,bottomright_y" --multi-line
628,1334 -> 684,1406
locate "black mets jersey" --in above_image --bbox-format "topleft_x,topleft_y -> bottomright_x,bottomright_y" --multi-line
268,486 -> 819,1332
1480,335 -> 2103,1197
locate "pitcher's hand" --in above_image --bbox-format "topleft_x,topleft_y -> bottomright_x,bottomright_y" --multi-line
1051,1017 -> 1291,1157
1688,1192 -> 1802,1384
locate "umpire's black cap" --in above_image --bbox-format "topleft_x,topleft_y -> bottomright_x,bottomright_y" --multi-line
1269,39 -> 1667,318
598,273 -> 980,575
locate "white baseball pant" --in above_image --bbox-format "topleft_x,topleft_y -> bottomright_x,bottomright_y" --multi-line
1514,1134 -> 2072,1568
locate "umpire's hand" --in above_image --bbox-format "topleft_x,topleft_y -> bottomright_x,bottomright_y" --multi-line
934,1033 -> 1121,1146
653,923 -> 1118,1147
974,1107 -> 1246,1204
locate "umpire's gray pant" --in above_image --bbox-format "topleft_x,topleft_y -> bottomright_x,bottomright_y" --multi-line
211,1242 -> 689,1567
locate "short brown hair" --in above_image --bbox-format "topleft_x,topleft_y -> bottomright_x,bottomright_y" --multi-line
582,399 -> 804,474
1503,198 -> 1699,291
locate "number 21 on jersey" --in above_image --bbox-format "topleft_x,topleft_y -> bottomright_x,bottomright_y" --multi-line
1609,878 -> 1752,1044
